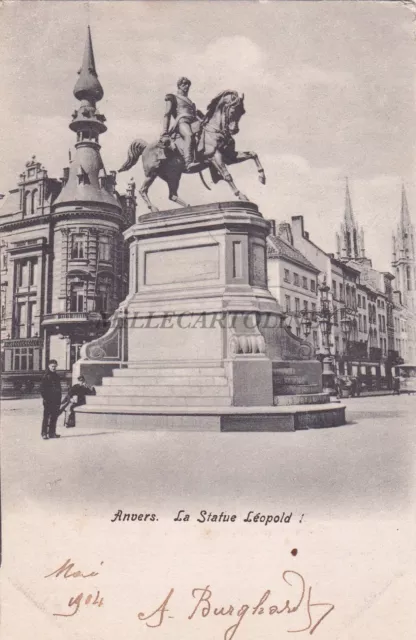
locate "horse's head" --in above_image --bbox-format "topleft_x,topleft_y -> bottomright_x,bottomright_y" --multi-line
222,91 -> 245,135
204,90 -> 246,135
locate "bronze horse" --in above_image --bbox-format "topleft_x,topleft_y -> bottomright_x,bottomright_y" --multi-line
119,90 -> 266,212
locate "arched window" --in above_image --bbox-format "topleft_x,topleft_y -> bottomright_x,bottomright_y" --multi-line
23,190 -> 30,215
346,231 -> 351,255
31,189 -> 38,215
71,234 -> 86,259
353,230 -> 358,257
406,266 -> 412,290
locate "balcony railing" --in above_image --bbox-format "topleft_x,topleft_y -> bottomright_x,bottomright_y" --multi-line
42,312 -> 89,325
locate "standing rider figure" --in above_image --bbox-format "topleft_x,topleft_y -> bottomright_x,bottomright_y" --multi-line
162,77 -> 204,171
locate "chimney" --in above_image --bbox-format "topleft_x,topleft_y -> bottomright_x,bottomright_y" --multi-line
291,216 -> 305,239
266,219 -> 276,236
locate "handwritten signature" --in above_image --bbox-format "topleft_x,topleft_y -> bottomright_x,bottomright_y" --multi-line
45,561 -> 334,636
138,571 -> 334,638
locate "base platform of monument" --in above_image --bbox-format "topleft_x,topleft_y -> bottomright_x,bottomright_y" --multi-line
74,201 -> 347,432
75,402 -> 346,432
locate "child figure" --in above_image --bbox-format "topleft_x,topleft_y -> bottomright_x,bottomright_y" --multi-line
60,375 -> 96,427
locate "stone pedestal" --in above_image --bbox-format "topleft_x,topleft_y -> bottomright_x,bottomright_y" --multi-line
74,202 -> 345,430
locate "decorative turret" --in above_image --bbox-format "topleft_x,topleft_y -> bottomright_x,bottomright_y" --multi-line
54,26 -> 120,210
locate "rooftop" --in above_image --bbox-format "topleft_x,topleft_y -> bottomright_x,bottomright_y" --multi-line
267,234 -> 320,273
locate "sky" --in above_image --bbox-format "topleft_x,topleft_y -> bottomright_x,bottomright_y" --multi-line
0,0 -> 415,271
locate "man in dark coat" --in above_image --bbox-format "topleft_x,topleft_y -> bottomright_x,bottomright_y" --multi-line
40,359 -> 62,439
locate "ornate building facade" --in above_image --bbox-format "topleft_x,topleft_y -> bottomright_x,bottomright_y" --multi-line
334,179 -> 412,383
0,27 -> 136,394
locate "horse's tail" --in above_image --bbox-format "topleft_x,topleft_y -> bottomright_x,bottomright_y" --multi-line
118,139 -> 148,172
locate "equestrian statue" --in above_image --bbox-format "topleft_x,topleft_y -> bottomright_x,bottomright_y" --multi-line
119,77 -> 266,212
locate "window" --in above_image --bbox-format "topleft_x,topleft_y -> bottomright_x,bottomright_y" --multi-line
31,189 -> 38,215
302,276 -> 308,289
70,283 -> 85,312
285,295 -> 291,313
339,284 -> 344,301
284,269 -> 290,283
332,280 -> 337,299
358,295 -> 361,308
98,236 -> 111,261
312,331 -> 318,348
303,300 -> 308,312
310,279 -> 316,292
311,303 -> 317,320
358,315 -> 362,332
295,298 -> 300,313
363,316 -> 367,332
17,258 -> 37,288
362,297 -> 366,310
406,266 -> 412,291
2,252 -> 7,270
13,347 -> 34,371
23,190 -> 30,216
71,234 -> 86,259
16,302 -> 27,338
296,327 -> 301,337
96,285 -> 109,313
335,336 -> 340,353
14,299 -> 36,338
294,273 -> 299,286
28,301 -> 36,337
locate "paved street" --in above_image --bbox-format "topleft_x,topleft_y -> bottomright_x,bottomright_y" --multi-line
2,394 -> 414,519
1,395 -> 415,640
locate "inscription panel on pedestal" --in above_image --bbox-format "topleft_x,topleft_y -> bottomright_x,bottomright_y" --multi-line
144,243 -> 219,286
251,242 -> 266,287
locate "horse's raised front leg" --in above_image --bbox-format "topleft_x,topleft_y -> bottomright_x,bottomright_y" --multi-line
139,174 -> 158,212
211,151 -> 249,202
227,151 -> 266,185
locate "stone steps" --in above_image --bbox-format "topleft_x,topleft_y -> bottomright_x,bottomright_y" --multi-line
271,367 -> 296,375
95,385 -> 230,397
277,384 -> 322,395
87,395 -> 232,407
274,393 -> 330,406
114,366 -> 225,377
102,375 -> 228,387
273,375 -> 309,385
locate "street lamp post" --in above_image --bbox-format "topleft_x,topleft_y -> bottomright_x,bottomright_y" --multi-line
285,278 -> 358,398
317,279 -> 336,396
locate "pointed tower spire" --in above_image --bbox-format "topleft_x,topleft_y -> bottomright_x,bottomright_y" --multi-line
73,25 -> 104,105
54,25 -> 119,211
400,183 -> 411,229
344,177 -> 355,226
335,177 -> 368,263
